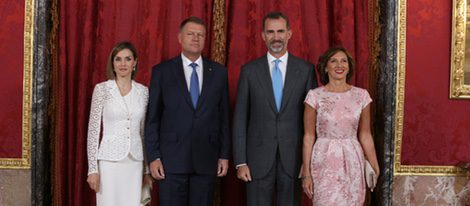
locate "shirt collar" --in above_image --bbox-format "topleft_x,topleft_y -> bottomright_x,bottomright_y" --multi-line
181,53 -> 203,68
267,51 -> 289,64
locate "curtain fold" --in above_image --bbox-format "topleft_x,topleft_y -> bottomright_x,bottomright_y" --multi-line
223,1 -> 370,206
54,1 -> 214,205
54,0 -> 370,205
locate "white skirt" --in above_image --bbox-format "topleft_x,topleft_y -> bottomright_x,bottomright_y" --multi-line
97,155 -> 143,206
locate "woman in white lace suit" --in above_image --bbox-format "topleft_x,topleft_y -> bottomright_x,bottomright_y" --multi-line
86,41 -> 153,206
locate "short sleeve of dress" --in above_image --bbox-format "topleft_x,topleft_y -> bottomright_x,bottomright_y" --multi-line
304,89 -> 317,109
361,89 -> 372,110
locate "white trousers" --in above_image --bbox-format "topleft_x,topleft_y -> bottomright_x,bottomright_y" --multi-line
97,155 -> 143,206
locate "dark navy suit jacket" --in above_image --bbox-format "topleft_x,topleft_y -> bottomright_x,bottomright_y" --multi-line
145,55 -> 230,175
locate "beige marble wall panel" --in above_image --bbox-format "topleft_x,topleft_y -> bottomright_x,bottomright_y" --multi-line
392,176 -> 470,206
0,170 -> 31,206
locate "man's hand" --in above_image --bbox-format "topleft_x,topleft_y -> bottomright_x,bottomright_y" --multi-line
150,159 -> 165,180
217,159 -> 229,177
87,173 -> 100,193
236,165 -> 252,182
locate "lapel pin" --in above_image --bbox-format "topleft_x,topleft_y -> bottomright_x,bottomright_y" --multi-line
209,68 -> 213,72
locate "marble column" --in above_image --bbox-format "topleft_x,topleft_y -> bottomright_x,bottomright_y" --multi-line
31,0 -> 53,205
373,0 -> 398,205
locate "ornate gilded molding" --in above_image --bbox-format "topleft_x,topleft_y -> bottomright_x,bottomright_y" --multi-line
0,0 -> 34,169
393,0 -> 466,176
210,0 -> 226,65
450,0 -> 470,99
394,165 -> 465,176
210,2 -> 226,206
368,0 -> 380,108
369,0 -> 381,80
393,0 -> 407,176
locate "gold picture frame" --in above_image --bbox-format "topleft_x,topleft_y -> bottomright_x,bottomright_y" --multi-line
450,0 -> 470,99
393,0 -> 466,176
0,0 -> 34,169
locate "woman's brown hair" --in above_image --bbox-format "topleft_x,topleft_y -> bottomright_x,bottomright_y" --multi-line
317,47 -> 355,85
106,41 -> 138,80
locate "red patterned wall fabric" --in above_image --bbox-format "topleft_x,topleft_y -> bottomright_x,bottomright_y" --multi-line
403,0 -> 470,165
54,0 -> 370,205
0,0 -> 24,158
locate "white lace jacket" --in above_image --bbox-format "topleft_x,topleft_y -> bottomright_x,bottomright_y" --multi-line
87,80 -> 149,175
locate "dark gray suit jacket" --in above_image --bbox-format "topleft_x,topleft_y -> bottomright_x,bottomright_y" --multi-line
233,53 -> 317,178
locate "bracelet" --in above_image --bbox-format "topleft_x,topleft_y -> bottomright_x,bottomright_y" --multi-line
300,176 -> 312,180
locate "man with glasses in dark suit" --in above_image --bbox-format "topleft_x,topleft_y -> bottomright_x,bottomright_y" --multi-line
145,16 -> 230,206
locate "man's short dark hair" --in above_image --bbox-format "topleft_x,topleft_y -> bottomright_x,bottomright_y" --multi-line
263,12 -> 290,30
179,16 -> 206,31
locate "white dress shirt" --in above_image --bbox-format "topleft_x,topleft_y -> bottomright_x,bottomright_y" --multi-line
181,53 -> 203,93
267,51 -> 288,84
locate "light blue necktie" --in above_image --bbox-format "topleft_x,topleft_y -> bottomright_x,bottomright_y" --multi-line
189,62 -> 199,108
272,59 -> 283,112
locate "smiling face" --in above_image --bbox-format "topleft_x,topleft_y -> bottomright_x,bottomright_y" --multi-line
178,22 -> 206,61
113,48 -> 136,79
262,17 -> 292,58
326,51 -> 349,82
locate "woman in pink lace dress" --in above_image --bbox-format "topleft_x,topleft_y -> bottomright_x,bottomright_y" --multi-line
301,47 -> 380,205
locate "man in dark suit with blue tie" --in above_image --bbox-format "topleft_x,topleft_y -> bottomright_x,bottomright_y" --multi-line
233,12 -> 317,206
145,17 -> 230,206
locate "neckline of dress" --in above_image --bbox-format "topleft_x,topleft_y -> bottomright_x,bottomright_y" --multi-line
122,87 -> 133,97
323,86 -> 353,94
115,80 -> 133,97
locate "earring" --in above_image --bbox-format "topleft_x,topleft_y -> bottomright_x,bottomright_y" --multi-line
133,66 -> 136,71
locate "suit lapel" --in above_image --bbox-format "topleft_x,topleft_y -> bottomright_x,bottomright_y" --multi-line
128,81 -> 139,115
171,57 -> 194,109
196,58 -> 214,109
254,56 -> 277,113
279,55 -> 301,113
107,80 -> 128,112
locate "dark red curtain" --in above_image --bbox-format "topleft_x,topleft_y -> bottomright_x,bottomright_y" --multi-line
54,0 -> 370,206
225,0 -> 370,103
222,1 -> 370,206
54,1 -> 214,205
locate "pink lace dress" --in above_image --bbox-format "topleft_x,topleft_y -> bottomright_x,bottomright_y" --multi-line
304,86 -> 372,206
